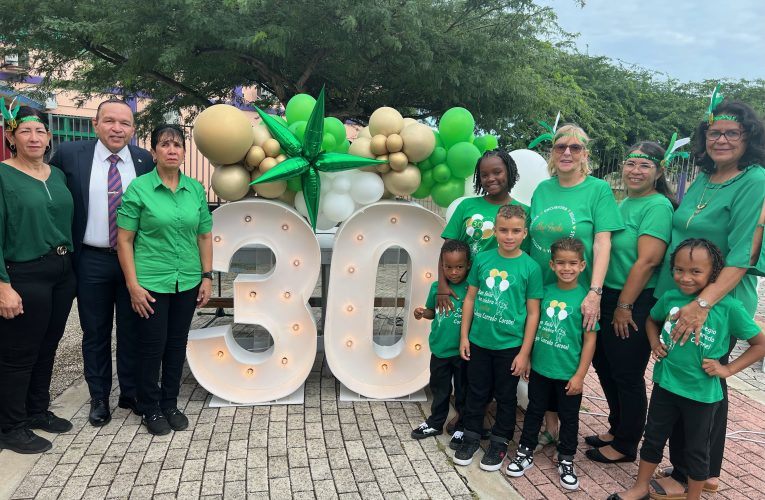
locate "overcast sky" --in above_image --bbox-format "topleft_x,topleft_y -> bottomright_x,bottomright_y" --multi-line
540,0 -> 765,82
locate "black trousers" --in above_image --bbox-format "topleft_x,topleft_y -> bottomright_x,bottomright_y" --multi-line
426,354 -> 467,430
77,247 -> 137,401
0,252 -> 76,430
136,285 -> 199,414
519,369 -> 582,459
592,287 -> 654,458
641,385 -> 717,482
462,343 -> 520,441
669,335 -> 736,482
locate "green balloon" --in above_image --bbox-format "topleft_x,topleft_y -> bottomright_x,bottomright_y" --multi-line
337,139 -> 350,154
285,94 -> 317,125
432,163 -> 451,183
430,178 -> 465,208
473,135 -> 489,153
323,117 -> 347,146
289,121 -> 308,142
321,133 -> 337,152
420,168 -> 435,188
429,146 -> 447,165
446,141 -> 482,179
438,107 -> 475,149
286,177 -> 303,192
411,182 -> 432,199
485,135 -> 499,150
418,158 -> 433,171
433,130 -> 444,149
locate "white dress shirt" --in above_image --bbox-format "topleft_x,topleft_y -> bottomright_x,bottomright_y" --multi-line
83,141 -> 138,247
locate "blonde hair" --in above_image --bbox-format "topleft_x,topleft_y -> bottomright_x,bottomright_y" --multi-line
547,124 -> 592,177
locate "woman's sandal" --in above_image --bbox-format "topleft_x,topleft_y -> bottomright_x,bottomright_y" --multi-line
649,479 -> 687,500
651,467 -> 718,492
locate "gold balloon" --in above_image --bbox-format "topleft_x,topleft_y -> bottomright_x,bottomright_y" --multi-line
193,105 -> 253,165
259,156 -> 278,172
388,151 -> 409,172
263,138 -> 281,158
275,154 -> 287,163
369,107 -> 404,136
402,117 -> 417,129
348,137 -> 374,159
252,124 -> 272,147
376,163 -> 391,174
251,170 -> 287,199
277,189 -> 297,205
370,135 -> 388,156
245,145 -> 266,169
386,134 -> 403,153
383,165 -> 421,196
401,123 -> 436,163
210,163 -> 251,201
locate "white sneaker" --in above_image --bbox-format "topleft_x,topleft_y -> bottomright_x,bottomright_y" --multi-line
505,449 -> 534,477
558,459 -> 579,490
410,422 -> 441,439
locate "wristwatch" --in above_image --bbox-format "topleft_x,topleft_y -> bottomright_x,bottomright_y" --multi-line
616,302 -> 633,310
201,271 -> 214,280
589,286 -> 603,296
695,297 -> 712,310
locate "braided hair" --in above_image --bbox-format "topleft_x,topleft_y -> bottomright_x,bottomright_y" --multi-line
440,239 -> 470,262
670,238 -> 725,283
472,149 -> 519,195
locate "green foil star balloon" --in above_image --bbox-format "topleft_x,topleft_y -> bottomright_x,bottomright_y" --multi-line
250,86 -> 387,230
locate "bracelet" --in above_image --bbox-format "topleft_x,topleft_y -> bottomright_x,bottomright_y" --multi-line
616,302 -> 633,310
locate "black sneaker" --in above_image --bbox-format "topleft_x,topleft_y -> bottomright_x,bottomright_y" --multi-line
411,422 -> 441,439
558,459 -> 579,490
0,428 -> 52,454
480,436 -> 509,471
143,411 -> 171,436
453,437 -> 480,466
118,396 -> 140,415
27,410 -> 72,433
506,446 -> 534,477
449,430 -> 464,450
161,408 -> 189,431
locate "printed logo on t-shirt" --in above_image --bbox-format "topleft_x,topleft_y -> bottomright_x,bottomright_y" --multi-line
531,205 -> 577,253
536,299 -> 574,350
465,214 -> 494,254
660,306 -> 680,353
434,307 -> 463,328
475,268 -> 516,325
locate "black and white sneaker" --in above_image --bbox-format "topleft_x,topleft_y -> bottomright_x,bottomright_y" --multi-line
558,459 -> 579,490
411,422 -> 441,439
506,447 -> 534,477
480,436 -> 509,471
453,437 -> 480,466
449,430 -> 464,450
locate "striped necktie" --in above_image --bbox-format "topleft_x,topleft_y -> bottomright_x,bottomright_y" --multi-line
107,154 -> 123,248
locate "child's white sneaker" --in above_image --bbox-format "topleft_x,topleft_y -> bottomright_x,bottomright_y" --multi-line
505,447 -> 534,477
558,459 -> 579,490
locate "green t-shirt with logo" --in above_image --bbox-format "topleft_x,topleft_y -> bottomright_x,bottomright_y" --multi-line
442,196 -> 530,257
604,194 -> 674,290
650,290 -> 761,403
529,176 -> 624,286
532,284 -> 599,380
424,280 -> 469,358
466,249 -> 544,350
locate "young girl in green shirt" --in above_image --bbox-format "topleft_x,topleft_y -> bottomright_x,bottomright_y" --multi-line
610,239 -> 765,500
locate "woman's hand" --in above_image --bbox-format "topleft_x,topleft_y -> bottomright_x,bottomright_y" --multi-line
581,291 -> 601,332
612,307 -> 637,339
128,284 -> 156,319
670,301 -> 709,346
197,279 -> 212,308
436,282 -> 457,314
0,284 -> 23,319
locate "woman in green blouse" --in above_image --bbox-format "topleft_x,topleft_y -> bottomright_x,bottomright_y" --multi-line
117,124 -> 213,436
651,98 -> 765,497
0,105 -> 76,454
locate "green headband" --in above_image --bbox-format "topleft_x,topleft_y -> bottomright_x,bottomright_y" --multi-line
625,133 -> 689,169
705,84 -> 738,125
528,112 -> 561,149
625,153 -> 661,164
0,97 -> 21,131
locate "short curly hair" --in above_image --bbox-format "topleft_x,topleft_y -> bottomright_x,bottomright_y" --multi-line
693,100 -> 765,174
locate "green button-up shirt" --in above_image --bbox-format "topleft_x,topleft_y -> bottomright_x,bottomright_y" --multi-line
117,168 -> 212,293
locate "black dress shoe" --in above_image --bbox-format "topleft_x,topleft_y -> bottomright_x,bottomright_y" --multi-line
89,399 -> 111,427
162,408 -> 189,431
585,447 -> 635,463
584,434 -> 613,447
28,410 -> 73,433
143,411 -> 171,436
0,428 -> 52,454
118,396 -> 140,415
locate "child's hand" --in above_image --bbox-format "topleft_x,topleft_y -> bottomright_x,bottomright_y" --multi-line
413,307 -> 425,320
702,358 -> 732,379
565,374 -> 584,395
651,341 -> 668,361
511,353 -> 530,380
459,338 -> 471,361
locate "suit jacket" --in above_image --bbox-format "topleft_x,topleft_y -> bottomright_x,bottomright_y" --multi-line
50,140 -> 154,267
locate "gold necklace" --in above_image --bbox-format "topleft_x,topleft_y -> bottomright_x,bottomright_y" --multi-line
685,182 -> 719,229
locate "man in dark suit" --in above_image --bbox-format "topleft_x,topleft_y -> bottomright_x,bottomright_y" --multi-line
50,99 -> 153,426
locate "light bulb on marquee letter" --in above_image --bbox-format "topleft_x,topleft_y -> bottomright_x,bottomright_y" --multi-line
324,201 -> 444,399
187,199 -> 320,403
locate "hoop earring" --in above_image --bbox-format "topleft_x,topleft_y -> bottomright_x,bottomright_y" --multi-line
45,144 -> 51,153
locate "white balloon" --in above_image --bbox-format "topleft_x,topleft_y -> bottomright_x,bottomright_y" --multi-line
333,174 -> 353,194
509,149 -> 550,205
294,191 -> 309,217
485,277 -> 495,289
498,280 -> 509,292
349,172 -> 385,205
445,196 -> 475,224
558,310 -> 568,321
315,213 -> 338,231
322,192 -> 356,223
546,307 -> 555,318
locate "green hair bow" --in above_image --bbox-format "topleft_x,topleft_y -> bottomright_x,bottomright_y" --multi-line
660,132 -> 690,168
705,84 -> 737,125
528,111 -> 561,149
0,97 -> 21,131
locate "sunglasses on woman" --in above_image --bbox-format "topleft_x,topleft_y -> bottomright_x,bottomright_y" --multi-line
553,143 -> 585,154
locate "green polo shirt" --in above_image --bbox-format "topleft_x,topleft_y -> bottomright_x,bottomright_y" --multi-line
117,168 -> 213,293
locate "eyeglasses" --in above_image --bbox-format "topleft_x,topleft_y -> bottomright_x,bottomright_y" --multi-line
706,129 -> 744,142
622,160 -> 655,172
553,143 -> 585,154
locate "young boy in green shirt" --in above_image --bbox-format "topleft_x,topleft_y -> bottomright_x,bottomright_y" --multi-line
506,237 -> 597,490
610,239 -> 765,500
411,240 -> 471,450
453,204 -> 544,471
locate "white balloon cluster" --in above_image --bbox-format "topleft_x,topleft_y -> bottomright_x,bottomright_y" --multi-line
293,171 -> 384,230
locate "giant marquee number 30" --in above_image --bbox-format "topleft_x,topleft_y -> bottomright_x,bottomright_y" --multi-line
187,198 -> 445,403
